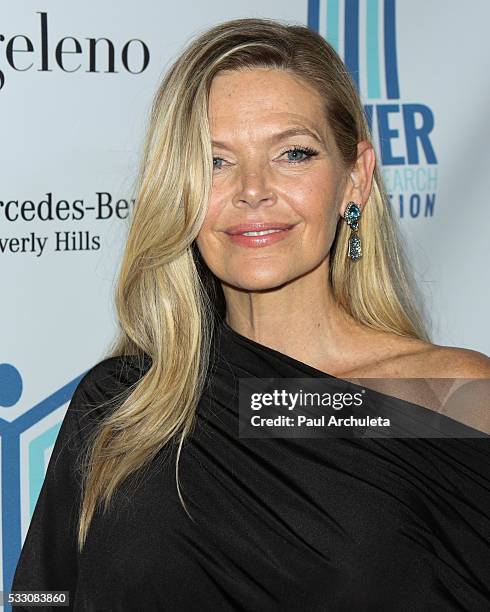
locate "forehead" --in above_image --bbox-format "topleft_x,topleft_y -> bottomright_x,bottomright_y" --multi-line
208,68 -> 328,141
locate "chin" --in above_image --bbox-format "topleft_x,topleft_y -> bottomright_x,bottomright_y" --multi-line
224,269 -> 296,292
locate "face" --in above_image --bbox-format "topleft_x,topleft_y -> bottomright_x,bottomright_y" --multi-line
195,68 -> 362,291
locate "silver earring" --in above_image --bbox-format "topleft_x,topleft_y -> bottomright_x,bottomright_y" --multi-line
343,202 -> 362,261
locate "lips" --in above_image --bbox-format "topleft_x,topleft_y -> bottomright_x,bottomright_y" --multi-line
224,223 -> 296,248
225,222 -> 295,235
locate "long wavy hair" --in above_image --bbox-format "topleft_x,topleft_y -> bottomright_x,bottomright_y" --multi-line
76,17 -> 430,550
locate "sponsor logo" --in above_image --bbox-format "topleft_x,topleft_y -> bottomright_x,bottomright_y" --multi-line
308,0 -> 438,218
0,363 -> 83,594
0,11 -> 150,92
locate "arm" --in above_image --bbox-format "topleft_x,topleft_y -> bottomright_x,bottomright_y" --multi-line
11,355 -> 151,610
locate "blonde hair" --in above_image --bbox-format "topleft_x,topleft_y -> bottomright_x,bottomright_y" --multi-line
76,17 -> 429,550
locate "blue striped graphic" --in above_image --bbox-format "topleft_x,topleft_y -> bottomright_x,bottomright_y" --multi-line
307,0 -> 401,101
29,422 -> 62,515
366,0 -> 381,98
326,0 -> 340,53
307,0 -> 320,31
384,0 -> 400,99
344,0 -> 360,90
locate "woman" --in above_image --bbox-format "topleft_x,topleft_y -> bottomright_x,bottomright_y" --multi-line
12,17 -> 490,611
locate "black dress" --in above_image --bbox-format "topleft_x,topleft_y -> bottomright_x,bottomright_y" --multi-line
12,319 -> 490,611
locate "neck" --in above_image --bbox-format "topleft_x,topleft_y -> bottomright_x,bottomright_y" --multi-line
221,258 -> 370,374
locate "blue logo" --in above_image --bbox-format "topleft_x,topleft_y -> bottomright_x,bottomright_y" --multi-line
0,364 -> 85,606
308,0 -> 438,218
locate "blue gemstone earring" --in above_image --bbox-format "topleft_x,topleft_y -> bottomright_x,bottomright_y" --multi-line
343,201 -> 362,261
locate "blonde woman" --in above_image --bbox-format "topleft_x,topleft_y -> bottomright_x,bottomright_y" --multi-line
13,17 -> 490,611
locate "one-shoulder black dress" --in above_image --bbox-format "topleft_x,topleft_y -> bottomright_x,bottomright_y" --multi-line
12,319 -> 490,611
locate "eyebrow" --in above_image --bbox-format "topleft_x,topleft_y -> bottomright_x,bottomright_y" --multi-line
211,126 -> 324,149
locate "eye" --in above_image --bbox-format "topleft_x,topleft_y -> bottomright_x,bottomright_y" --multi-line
212,146 -> 319,171
281,146 -> 319,164
212,157 -> 225,171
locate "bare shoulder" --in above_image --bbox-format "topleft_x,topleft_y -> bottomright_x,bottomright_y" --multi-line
360,328 -> 490,378
413,344 -> 490,378
358,335 -> 490,434
341,322 -> 490,379
417,345 -> 490,434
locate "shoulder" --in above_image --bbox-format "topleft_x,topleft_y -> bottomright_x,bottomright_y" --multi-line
410,344 -> 490,378
417,346 -> 490,434
70,354 -> 152,426
82,354 -> 152,385
362,329 -> 490,378
76,354 -> 151,395
366,337 -> 490,433
355,324 -> 490,378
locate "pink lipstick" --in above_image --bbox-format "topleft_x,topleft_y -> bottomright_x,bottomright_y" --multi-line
224,223 -> 296,248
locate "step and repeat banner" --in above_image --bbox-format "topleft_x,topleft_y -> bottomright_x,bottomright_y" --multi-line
1,0 -> 489,599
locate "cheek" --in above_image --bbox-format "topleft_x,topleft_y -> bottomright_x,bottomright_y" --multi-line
293,166 -> 339,206
195,227 -> 212,258
293,184 -> 340,229
194,206 -> 222,263
292,185 -> 342,255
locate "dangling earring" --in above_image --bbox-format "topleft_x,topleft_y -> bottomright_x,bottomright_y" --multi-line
343,201 -> 362,261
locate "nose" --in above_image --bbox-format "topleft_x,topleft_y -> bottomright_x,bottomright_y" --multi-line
232,162 -> 276,209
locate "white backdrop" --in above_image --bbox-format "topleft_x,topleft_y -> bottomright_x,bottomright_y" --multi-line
1,0 -> 489,600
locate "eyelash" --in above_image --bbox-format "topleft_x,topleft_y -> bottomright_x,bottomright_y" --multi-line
212,146 -> 319,170
281,146 -> 319,164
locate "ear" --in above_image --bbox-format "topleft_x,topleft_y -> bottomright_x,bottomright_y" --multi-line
339,141 -> 376,217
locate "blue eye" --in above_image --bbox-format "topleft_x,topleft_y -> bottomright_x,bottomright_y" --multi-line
213,157 -> 224,170
282,146 -> 318,164
212,146 -> 319,171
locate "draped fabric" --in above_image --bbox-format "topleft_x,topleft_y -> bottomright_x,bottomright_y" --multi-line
12,319 -> 490,611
